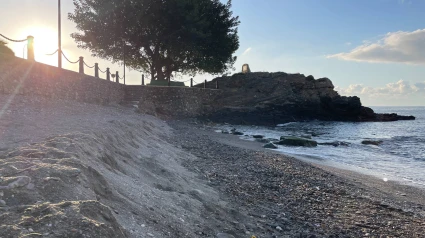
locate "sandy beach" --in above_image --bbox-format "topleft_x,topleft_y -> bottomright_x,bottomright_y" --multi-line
1,95 -> 425,237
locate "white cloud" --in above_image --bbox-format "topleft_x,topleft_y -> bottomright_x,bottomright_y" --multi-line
336,80 -> 424,98
415,82 -> 425,90
328,29 -> 425,65
241,47 -> 252,56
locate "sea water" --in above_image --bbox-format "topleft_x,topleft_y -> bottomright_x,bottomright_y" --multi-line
217,107 -> 425,188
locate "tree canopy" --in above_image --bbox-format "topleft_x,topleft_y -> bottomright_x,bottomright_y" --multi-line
69,0 -> 240,81
0,40 -> 15,56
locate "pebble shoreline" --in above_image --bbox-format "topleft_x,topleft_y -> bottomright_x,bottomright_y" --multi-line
169,120 -> 425,237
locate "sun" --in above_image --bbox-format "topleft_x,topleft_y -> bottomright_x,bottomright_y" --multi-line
20,26 -> 58,66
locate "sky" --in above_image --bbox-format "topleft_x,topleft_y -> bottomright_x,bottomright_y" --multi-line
1,0 -> 424,106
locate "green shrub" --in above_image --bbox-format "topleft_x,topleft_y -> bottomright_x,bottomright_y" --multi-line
148,80 -> 186,87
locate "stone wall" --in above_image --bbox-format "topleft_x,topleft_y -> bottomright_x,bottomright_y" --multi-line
0,55 -> 124,104
137,86 -> 223,118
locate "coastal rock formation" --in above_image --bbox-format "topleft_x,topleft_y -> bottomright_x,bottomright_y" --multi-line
276,136 -> 318,147
362,140 -> 384,146
198,72 -> 415,125
263,143 -> 278,149
318,141 -> 350,147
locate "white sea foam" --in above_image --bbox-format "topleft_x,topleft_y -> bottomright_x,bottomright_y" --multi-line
276,122 -> 298,127
216,106 -> 425,189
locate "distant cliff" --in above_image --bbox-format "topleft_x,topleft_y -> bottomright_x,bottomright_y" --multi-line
196,72 -> 415,125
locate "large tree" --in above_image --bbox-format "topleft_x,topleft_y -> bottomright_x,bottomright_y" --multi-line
69,0 -> 240,81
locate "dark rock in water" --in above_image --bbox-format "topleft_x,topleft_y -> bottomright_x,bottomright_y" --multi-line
197,72 -> 415,125
221,130 -> 230,134
263,143 -> 278,149
229,128 -> 243,135
253,135 -> 264,139
375,113 -> 415,121
277,136 -> 318,147
255,138 -> 270,143
398,115 -> 416,120
319,141 -> 350,147
362,140 -> 383,146
339,141 -> 350,146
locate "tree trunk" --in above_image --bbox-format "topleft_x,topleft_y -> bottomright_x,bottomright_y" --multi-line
163,59 -> 174,82
155,63 -> 166,81
150,65 -> 155,82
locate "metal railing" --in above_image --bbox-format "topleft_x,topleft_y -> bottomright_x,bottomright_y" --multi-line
1,33 -> 124,84
1,33 -> 220,88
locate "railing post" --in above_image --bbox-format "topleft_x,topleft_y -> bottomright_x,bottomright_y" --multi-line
204,79 -> 206,89
142,74 -> 144,86
94,63 -> 99,78
79,57 -> 84,74
106,68 -> 110,81
27,36 -> 35,61
116,71 -> 119,83
190,78 -> 193,87
58,0 -> 62,69
216,79 -> 219,89
168,77 -> 170,87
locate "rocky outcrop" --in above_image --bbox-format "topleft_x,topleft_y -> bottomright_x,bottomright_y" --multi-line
318,141 -> 350,147
362,140 -> 384,146
196,72 -> 415,125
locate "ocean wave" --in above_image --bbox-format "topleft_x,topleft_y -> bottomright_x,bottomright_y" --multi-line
390,135 -> 425,143
216,107 -> 425,189
276,122 -> 298,127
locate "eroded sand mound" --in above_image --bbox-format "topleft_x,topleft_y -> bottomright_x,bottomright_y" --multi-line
1,201 -> 125,237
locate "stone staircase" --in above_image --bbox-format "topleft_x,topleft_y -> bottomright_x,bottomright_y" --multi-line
122,85 -> 144,109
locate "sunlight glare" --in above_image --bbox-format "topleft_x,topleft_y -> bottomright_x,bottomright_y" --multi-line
19,26 -> 58,66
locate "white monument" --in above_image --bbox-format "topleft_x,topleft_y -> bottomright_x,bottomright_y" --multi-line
242,64 -> 251,73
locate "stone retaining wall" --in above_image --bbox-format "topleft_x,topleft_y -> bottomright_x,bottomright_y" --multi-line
0,55 -> 124,104
137,86 -> 223,118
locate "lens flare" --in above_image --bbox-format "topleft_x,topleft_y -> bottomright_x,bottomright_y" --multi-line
0,63 -> 34,120
14,27 -> 58,66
